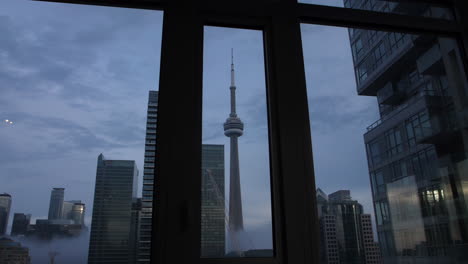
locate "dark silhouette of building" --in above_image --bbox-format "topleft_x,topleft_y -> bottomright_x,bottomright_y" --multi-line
346,1 -> 468,263
11,213 -> 31,236
138,90 -> 158,264
0,193 -> 12,236
317,189 -> 382,264
131,198 -> 141,264
0,237 -> 30,264
28,219 -> 83,239
48,188 -> 64,220
201,144 -> 225,257
88,154 -> 139,264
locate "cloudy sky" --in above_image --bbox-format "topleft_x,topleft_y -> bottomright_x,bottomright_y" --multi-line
1,0 -> 379,261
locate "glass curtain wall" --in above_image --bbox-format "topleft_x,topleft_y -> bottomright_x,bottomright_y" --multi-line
301,8 -> 468,263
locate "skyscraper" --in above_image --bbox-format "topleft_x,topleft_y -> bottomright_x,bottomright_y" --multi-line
317,189 -> 382,264
88,154 -> 139,264
62,200 -> 85,225
71,203 -> 86,226
224,50 -> 245,243
0,237 -> 31,264
345,1 -> 468,262
138,90 -> 158,263
131,198 -> 142,264
48,188 -> 64,220
0,193 -> 12,236
201,144 -> 225,257
11,213 -> 31,236
62,200 -> 80,219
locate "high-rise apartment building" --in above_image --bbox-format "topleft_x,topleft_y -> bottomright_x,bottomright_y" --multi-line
201,144 -> 225,257
0,237 -> 31,264
346,1 -> 468,263
138,90 -> 158,263
11,213 -> 31,236
317,189 -> 381,264
0,193 -> 12,236
360,214 -> 382,264
88,154 -> 139,264
48,188 -> 64,220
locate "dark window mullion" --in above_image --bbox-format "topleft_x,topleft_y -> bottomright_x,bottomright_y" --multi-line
298,3 -> 460,36
152,3 -> 204,264
36,0 -> 165,10
264,11 -> 319,264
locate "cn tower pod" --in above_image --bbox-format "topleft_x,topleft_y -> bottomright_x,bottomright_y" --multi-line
224,115 -> 244,137
224,48 -> 244,138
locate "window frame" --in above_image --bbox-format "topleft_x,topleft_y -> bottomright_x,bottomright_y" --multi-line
33,0 -> 468,264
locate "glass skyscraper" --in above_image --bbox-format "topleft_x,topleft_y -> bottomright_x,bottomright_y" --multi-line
88,154 -> 139,264
138,90 -> 158,263
346,1 -> 468,263
48,188 -> 64,220
201,144 -> 225,257
0,193 -> 12,236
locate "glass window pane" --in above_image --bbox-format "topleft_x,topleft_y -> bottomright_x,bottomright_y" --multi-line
201,26 -> 273,258
0,1 -> 163,263
302,22 -> 468,263
299,0 -> 454,20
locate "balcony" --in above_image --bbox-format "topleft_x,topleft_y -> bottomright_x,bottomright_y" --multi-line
366,90 -> 444,139
377,82 -> 405,105
415,114 -> 460,149
417,44 -> 444,75
357,38 -> 414,95
357,35 -> 434,96
389,1 -> 426,16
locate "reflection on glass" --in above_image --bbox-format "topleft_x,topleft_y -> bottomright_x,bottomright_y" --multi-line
299,0 -> 453,20
201,26 -> 273,258
0,1 -> 162,263
302,14 -> 468,263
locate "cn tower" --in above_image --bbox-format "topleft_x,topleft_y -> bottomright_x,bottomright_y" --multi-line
224,49 -> 244,232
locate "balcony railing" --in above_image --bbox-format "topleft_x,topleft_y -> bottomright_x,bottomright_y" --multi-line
366,89 -> 440,132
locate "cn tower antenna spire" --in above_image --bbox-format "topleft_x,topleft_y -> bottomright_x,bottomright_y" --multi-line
231,48 -> 235,87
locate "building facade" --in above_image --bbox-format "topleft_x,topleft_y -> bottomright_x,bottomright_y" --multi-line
138,90 -> 158,263
201,144 -> 225,257
11,213 -> 31,236
0,237 -> 30,264
0,193 -> 12,236
346,1 -> 468,263
48,188 -> 64,220
317,189 -> 382,264
88,154 -> 139,264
